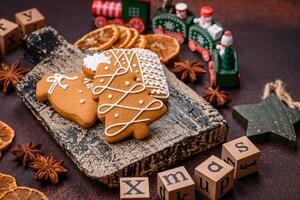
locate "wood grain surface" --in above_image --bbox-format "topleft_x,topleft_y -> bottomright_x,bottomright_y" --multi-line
0,0 -> 299,199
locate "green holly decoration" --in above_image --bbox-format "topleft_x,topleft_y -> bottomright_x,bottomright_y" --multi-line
221,46 -> 235,70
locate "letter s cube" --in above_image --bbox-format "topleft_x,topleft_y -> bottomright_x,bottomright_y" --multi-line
157,166 -> 195,200
222,136 -> 261,179
194,155 -> 234,200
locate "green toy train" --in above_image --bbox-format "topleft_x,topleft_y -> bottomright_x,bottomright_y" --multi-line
153,3 -> 240,88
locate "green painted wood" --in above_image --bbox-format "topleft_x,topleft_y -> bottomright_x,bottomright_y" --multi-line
233,93 -> 300,148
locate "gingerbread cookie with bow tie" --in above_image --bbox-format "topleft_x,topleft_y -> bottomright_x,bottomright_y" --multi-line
36,72 -> 97,128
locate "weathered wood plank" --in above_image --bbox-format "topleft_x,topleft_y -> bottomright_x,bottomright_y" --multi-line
16,27 -> 228,187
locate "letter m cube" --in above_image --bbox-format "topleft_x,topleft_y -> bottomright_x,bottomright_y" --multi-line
157,166 -> 195,200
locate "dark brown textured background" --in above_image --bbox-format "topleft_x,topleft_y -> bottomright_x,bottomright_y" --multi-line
0,0 -> 299,199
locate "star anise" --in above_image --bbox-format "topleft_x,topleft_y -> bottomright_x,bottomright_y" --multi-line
0,60 -> 31,93
172,60 -> 206,82
202,86 -> 231,108
30,154 -> 68,185
11,143 -> 42,166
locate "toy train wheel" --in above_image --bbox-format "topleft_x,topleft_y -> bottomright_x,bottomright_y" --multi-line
154,27 -> 164,35
174,33 -> 185,44
209,61 -> 216,86
112,18 -> 124,26
128,18 -> 145,33
202,50 -> 210,62
188,40 -> 197,52
94,16 -> 108,28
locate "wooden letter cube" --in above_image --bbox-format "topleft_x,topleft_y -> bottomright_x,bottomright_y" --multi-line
120,177 -> 150,200
194,155 -> 234,200
15,8 -> 45,35
157,166 -> 195,200
222,136 -> 260,179
0,18 -> 21,55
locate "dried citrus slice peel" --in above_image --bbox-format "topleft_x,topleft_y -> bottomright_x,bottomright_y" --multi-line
0,121 -> 14,159
112,26 -> 132,48
0,173 -> 17,197
145,34 -> 180,64
0,173 -> 49,200
125,28 -> 139,48
0,187 -> 49,200
74,24 -> 120,51
133,35 -> 147,49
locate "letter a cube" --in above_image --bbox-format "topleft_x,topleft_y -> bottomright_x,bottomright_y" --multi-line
15,8 -> 45,35
120,177 -> 150,200
157,166 -> 195,200
0,18 -> 21,55
222,136 -> 260,179
195,155 -> 234,200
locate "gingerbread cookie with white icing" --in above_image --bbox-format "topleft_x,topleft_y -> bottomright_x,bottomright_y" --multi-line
82,49 -> 169,101
92,61 -> 168,143
36,72 -> 97,128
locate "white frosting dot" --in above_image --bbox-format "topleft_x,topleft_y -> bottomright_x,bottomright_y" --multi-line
104,66 -> 109,71
132,64 -> 137,67
138,100 -> 144,105
135,70 -> 139,73
136,78 -> 141,82
114,113 -> 119,118
100,79 -> 104,83
78,89 -> 83,93
108,94 -> 113,99
125,81 -> 130,86
150,90 -> 155,94
79,99 -> 85,104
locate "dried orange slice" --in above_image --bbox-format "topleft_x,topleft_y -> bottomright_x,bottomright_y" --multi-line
0,121 -> 14,158
0,187 -> 48,200
112,26 -> 131,48
125,28 -> 139,48
74,25 -> 120,51
145,34 -> 180,64
0,173 -> 17,197
133,35 -> 146,49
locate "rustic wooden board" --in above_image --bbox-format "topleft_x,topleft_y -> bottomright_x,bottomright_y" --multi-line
16,27 -> 228,187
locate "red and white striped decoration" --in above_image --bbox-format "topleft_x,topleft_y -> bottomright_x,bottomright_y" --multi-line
91,0 -> 122,18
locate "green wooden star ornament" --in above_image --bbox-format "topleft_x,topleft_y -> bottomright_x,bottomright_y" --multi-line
233,93 -> 300,148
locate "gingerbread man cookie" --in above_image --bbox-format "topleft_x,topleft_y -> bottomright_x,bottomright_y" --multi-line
36,72 -> 97,128
92,60 -> 168,143
82,49 -> 169,101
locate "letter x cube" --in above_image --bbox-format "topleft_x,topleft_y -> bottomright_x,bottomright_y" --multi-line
194,155 -> 234,200
222,136 -> 261,179
120,177 -> 150,200
157,166 -> 195,200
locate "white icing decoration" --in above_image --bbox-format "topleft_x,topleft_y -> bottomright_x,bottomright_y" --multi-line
83,53 -> 111,72
78,89 -> 83,93
79,99 -> 85,104
83,78 -> 93,90
108,94 -> 113,99
104,66 -> 109,71
136,78 -> 141,82
135,70 -> 139,73
46,73 -> 79,94
100,79 -> 104,83
125,81 -> 130,86
139,100 -> 144,105
114,113 -> 119,118
93,66 -> 164,137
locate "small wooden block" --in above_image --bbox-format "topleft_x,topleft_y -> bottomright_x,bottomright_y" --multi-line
157,166 -> 195,200
194,155 -> 234,200
120,177 -> 150,200
222,136 -> 260,179
0,18 -> 21,55
15,8 -> 45,35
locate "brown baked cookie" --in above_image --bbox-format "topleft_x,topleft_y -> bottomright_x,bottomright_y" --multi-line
133,35 -> 147,49
92,61 -> 168,143
82,49 -> 169,101
36,72 -> 97,128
